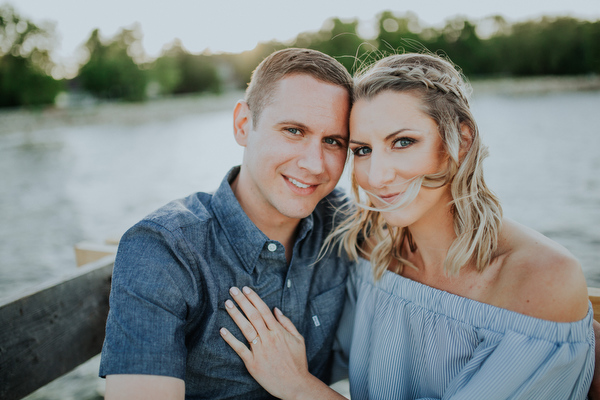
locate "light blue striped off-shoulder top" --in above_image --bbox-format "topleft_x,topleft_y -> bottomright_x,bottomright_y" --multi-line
333,258 -> 595,399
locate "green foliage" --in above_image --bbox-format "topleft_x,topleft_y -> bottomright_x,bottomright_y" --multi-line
371,12 -> 600,77
147,49 -> 182,96
294,18 -> 371,73
500,17 -> 599,76
146,41 -> 222,96
220,41 -> 288,91
0,54 -> 63,107
78,27 -> 148,101
2,6 -> 599,107
0,4 -> 63,107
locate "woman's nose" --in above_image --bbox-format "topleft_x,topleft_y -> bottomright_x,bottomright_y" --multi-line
367,152 -> 396,189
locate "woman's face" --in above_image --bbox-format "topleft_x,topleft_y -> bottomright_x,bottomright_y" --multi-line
349,90 -> 452,229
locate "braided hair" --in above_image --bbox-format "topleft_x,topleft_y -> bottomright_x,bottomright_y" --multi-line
328,53 -> 503,278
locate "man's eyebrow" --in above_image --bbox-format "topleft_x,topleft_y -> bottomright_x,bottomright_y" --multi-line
274,120 -> 310,130
328,133 -> 349,142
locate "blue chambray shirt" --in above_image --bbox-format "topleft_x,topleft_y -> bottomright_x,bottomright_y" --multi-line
99,167 -> 352,399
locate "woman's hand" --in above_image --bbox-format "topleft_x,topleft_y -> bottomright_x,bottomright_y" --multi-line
220,286 -> 344,400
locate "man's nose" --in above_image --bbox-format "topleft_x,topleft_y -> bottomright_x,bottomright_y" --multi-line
297,140 -> 325,175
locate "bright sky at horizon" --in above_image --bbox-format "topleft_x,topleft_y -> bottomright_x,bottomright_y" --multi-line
10,0 -> 600,75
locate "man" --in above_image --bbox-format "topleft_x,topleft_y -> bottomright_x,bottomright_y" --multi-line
99,48 -> 354,399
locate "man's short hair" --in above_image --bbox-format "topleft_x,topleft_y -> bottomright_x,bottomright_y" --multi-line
245,48 -> 353,126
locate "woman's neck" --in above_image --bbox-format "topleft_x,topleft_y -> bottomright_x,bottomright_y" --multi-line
401,204 -> 457,277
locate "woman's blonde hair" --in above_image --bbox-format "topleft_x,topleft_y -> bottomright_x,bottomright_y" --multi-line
328,53 -> 503,279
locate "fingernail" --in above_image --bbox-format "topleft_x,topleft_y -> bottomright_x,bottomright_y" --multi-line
225,300 -> 234,309
230,287 -> 240,295
220,328 -> 228,336
274,307 -> 283,316
242,286 -> 251,294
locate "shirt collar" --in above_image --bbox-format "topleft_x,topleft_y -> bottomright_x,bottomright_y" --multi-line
211,166 -> 315,272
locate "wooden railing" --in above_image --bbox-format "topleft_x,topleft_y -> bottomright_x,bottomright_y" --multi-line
0,243 -> 599,400
0,242 -> 116,400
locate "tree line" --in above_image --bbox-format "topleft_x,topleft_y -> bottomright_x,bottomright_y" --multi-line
1,4 -> 599,108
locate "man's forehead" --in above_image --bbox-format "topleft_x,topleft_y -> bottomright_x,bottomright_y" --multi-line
276,77 -> 346,106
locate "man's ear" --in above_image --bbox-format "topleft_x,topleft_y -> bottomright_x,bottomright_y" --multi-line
233,100 -> 252,147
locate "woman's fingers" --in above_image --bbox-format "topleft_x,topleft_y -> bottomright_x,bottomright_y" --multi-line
224,298 -> 261,345
219,327 -> 252,363
240,286 -> 280,330
229,287 -> 269,335
274,307 -> 302,337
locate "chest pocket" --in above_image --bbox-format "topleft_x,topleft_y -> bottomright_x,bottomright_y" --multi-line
304,282 -> 346,362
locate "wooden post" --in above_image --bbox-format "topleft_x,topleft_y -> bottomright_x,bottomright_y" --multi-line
74,241 -> 118,267
0,256 -> 114,400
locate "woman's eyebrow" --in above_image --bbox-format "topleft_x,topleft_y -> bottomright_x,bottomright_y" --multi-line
385,129 -> 410,141
350,128 -> 411,145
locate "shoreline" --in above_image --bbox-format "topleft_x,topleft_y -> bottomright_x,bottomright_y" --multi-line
0,90 -> 246,135
470,75 -> 600,96
1,75 -> 600,135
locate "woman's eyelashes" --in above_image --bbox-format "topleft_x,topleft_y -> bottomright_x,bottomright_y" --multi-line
352,146 -> 372,157
393,137 -> 416,148
351,137 -> 416,156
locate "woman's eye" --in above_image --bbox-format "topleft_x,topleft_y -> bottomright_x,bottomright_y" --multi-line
394,137 -> 415,148
353,147 -> 372,156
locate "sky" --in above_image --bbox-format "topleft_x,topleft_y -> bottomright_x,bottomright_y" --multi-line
10,0 -> 600,76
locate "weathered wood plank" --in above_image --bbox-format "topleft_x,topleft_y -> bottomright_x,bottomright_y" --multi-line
0,255 -> 114,400
74,241 -> 118,267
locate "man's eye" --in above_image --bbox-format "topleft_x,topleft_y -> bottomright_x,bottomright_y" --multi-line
286,128 -> 301,135
324,138 -> 341,146
353,147 -> 371,156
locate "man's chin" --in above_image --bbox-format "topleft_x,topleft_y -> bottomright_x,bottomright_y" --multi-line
277,202 -> 318,220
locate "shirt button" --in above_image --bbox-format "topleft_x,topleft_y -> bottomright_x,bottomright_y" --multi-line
267,243 -> 277,252
287,279 -> 292,288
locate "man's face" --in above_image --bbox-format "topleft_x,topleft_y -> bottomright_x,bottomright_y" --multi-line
234,74 -> 350,225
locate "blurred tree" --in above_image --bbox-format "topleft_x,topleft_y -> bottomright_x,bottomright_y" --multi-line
222,41 -> 287,90
171,44 -> 220,95
78,26 -> 148,101
430,17 -> 485,76
0,4 -> 63,107
298,17 -> 369,73
376,11 -> 424,53
583,20 -> 600,73
146,41 -> 182,96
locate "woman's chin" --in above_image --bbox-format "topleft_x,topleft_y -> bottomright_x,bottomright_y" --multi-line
381,212 -> 412,229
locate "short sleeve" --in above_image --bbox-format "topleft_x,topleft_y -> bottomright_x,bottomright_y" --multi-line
440,323 -> 595,400
99,220 -> 199,379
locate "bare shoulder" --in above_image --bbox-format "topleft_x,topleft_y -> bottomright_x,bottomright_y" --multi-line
495,218 -> 589,322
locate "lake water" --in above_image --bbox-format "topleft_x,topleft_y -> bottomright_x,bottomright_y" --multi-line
2,86 -> 599,398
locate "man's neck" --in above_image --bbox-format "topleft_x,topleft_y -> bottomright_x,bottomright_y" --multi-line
230,174 -> 300,263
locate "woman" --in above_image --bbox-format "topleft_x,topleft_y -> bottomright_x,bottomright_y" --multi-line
219,53 -> 595,399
